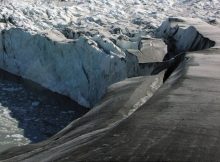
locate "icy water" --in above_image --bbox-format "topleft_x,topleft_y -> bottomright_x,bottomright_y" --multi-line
0,69 -> 88,152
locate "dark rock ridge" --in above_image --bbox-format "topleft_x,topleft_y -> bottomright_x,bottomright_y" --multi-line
0,17 -> 219,161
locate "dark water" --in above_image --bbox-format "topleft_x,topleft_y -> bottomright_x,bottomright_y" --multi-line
0,69 -> 88,152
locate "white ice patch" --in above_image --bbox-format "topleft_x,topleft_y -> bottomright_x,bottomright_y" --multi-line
2,87 -> 23,92
32,101 -> 40,107
11,134 -> 24,138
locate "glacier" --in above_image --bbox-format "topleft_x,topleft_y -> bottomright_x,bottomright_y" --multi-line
0,0 -> 220,159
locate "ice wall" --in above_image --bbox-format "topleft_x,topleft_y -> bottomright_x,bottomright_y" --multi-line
0,28 -> 139,107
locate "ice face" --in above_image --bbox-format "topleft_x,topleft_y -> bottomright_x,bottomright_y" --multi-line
0,0 -> 219,108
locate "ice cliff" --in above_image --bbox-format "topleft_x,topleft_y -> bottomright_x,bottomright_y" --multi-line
1,17 -> 220,162
0,27 -> 141,107
0,0 -> 219,107
0,0 -> 163,108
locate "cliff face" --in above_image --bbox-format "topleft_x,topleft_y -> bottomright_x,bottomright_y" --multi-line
0,0 -> 220,161
0,0 -> 167,108
0,27 -> 140,107
1,17 -> 220,162
0,0 -> 219,108
156,18 -> 216,54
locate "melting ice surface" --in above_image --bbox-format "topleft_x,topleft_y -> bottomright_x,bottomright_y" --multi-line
0,0 -> 220,153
